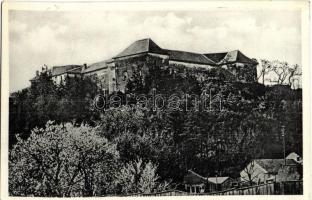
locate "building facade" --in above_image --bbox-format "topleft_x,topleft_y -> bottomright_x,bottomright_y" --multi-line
240,159 -> 301,185
31,38 -> 258,94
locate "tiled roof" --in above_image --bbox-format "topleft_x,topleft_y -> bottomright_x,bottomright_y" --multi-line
183,170 -> 207,185
204,52 -> 227,63
166,49 -> 215,65
255,159 -> 297,174
114,38 -> 166,58
219,50 -> 258,65
207,177 -> 230,184
51,65 -> 82,76
66,66 -> 83,74
114,38 -> 216,65
82,60 -> 108,74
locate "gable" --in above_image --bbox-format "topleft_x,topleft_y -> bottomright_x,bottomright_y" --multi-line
183,170 -> 207,185
207,177 -> 230,184
219,50 -> 258,65
204,52 -> 227,63
114,38 -> 166,58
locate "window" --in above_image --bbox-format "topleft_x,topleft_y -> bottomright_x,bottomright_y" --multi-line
123,71 -> 128,81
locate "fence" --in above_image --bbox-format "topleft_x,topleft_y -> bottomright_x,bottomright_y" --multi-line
206,182 -> 275,195
128,180 -> 302,196
274,180 -> 303,195
202,180 -> 302,195
129,190 -> 188,196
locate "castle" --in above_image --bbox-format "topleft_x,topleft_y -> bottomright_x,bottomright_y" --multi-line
31,38 -> 258,94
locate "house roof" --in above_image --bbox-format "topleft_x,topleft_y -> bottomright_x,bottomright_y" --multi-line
254,159 -> 297,174
114,38 -> 166,58
204,52 -> 228,63
66,66 -> 83,74
166,49 -> 215,65
218,50 -> 258,65
207,177 -> 230,184
286,152 -> 303,164
51,65 -> 82,76
286,152 -> 302,158
183,170 -> 207,185
82,60 -> 108,74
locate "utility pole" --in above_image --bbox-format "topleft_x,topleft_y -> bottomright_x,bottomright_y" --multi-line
281,125 -> 286,165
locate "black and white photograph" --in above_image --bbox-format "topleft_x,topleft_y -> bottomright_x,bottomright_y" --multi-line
1,1 -> 310,198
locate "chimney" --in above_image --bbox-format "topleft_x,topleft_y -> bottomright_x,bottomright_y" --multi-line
36,70 -> 39,76
83,63 -> 88,70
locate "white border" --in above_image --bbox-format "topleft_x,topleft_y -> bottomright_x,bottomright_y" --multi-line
1,1 -> 310,200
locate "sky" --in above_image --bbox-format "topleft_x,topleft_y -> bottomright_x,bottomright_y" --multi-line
9,9 -> 302,92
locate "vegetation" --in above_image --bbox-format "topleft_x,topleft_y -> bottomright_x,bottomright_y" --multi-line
9,57 -> 302,196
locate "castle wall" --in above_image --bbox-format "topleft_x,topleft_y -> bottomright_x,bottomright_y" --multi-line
222,62 -> 257,83
113,54 -> 166,93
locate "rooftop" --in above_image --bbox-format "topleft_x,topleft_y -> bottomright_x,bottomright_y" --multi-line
51,65 -> 82,76
207,177 -> 230,184
254,159 -> 297,174
114,38 -> 165,59
183,170 -> 207,185
82,60 -> 108,74
113,38 -> 257,66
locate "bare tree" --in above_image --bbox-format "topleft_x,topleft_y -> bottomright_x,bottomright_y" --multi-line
260,60 -> 302,88
288,64 -> 302,89
257,59 -> 273,85
271,61 -> 290,85
241,160 -> 263,186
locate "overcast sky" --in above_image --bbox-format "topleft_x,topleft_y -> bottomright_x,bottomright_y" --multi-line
9,10 -> 301,92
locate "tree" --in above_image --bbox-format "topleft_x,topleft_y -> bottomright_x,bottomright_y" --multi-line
9,121 -> 119,197
57,75 -> 101,125
116,159 -> 169,194
9,73 -> 101,147
271,60 -> 290,85
240,160 -> 262,186
257,59 -> 273,85
288,64 -> 302,89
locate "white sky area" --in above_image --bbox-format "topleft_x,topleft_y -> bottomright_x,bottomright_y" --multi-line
9,10 -> 301,92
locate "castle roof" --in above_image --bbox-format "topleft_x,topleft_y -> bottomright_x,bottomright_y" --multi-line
204,52 -> 228,63
51,65 -> 82,76
219,50 -> 258,65
166,49 -> 215,65
82,60 -> 108,74
114,38 -> 165,58
114,38 -> 215,65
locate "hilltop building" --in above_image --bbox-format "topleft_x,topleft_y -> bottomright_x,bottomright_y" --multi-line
30,38 -> 258,94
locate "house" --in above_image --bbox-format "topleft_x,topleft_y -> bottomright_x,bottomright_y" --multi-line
183,170 -> 233,193
50,65 -> 83,84
240,159 -> 301,185
207,177 -> 233,192
286,152 -> 302,164
183,170 -> 206,194
30,38 -> 258,93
